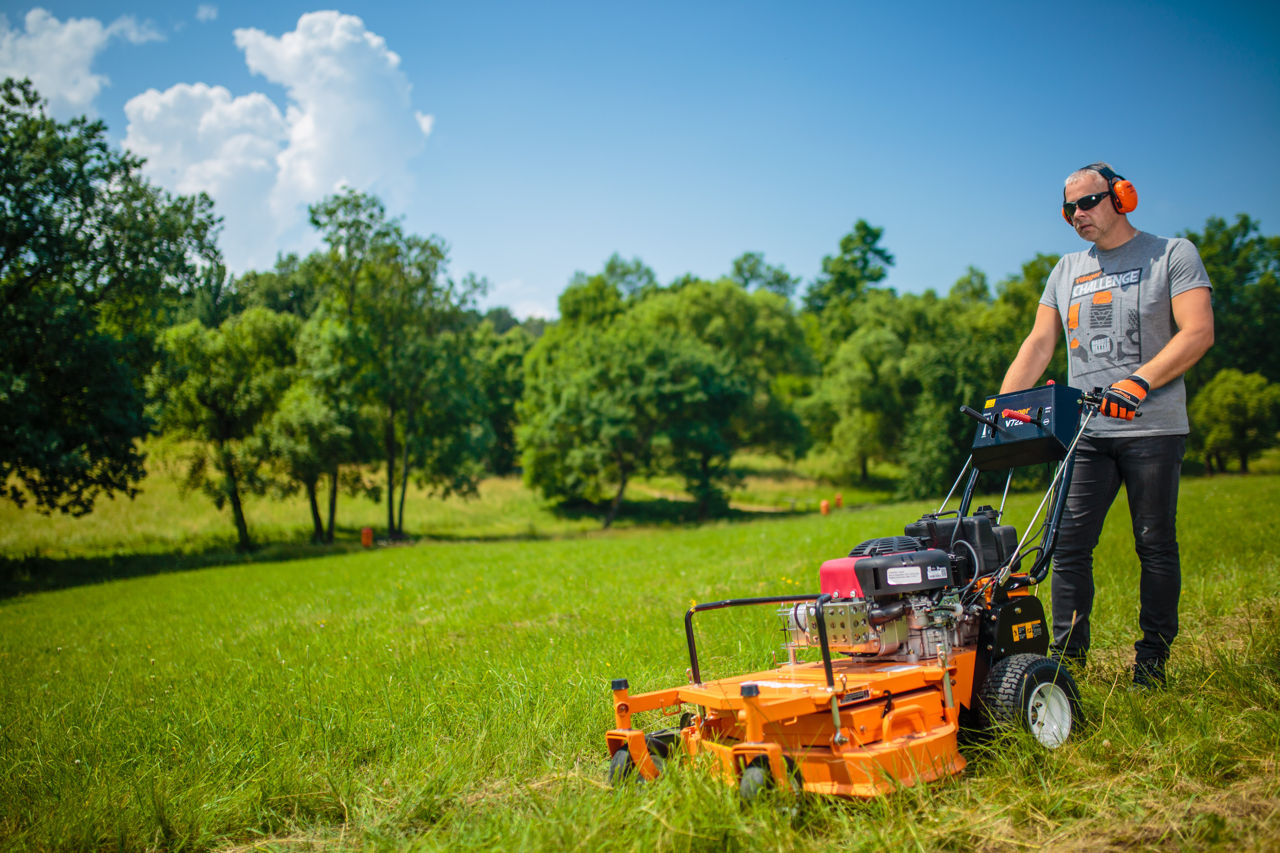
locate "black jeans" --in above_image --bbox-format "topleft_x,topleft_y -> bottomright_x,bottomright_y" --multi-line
1050,433 -> 1186,663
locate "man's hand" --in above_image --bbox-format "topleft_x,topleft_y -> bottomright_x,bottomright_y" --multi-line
1100,374 -> 1150,420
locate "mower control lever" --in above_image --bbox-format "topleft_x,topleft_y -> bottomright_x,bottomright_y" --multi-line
1000,409 -> 1033,424
959,405 -> 999,430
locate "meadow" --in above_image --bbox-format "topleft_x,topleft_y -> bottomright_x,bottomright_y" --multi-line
1,462 -> 1278,851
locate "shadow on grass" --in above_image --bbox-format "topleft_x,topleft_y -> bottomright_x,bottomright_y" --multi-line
0,499 -> 811,600
548,495 -> 802,526
0,536 -> 358,600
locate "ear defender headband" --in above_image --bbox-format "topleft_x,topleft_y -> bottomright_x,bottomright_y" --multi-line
1061,163 -> 1139,223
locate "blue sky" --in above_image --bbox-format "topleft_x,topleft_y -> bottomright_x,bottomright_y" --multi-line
4,1 -> 1279,318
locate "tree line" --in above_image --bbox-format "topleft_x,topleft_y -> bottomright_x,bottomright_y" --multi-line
5,77 -> 1279,547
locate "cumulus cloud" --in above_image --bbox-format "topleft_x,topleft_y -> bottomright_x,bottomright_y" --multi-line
196,5 -> 218,23
124,11 -> 434,272
0,8 -> 162,117
125,83 -> 287,264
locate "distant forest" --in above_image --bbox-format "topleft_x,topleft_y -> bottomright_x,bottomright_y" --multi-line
5,76 -> 1279,546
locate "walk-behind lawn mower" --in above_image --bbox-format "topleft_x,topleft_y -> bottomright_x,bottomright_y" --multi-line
606,383 -> 1102,800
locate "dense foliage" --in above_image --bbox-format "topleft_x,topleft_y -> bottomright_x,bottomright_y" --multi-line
4,77 -> 1279,538
0,78 -> 221,515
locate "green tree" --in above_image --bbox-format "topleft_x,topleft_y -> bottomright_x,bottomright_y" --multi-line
557,273 -> 625,327
1,78 -> 221,515
826,324 -> 908,481
1182,215 -> 1280,390
995,253 -> 1060,323
474,321 -> 533,475
519,320 -> 747,526
895,262 -> 1060,498
147,308 -> 298,550
1188,370 -> 1280,474
309,190 -> 488,538
238,252 -> 327,320
802,220 -> 895,318
291,309 -> 379,543
569,253 -> 658,301
629,279 -> 814,458
397,326 -> 493,530
263,379 -> 352,543
730,251 -> 800,300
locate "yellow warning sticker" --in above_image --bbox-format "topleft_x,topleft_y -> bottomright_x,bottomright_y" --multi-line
984,399 -> 996,409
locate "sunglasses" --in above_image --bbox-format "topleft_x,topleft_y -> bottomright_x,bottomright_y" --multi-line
1062,191 -> 1111,220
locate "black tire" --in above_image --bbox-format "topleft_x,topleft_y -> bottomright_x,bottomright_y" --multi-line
738,756 -> 802,803
739,762 -> 771,802
607,745 -> 665,787
607,748 -> 635,785
977,653 -> 1080,749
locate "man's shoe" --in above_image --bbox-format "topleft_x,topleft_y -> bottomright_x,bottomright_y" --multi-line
1132,658 -> 1167,689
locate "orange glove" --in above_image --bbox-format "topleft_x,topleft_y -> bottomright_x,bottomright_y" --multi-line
1100,374 -> 1149,420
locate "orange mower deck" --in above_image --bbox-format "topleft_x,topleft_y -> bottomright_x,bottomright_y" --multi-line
607,650 -> 978,797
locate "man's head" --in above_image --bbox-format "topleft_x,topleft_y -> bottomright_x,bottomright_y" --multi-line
1062,162 -> 1138,250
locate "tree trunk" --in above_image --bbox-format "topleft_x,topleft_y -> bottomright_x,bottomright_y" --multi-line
385,414 -> 398,538
697,453 -> 712,520
397,435 -> 411,536
218,445 -> 252,552
1240,451 -> 1250,474
305,476 -> 324,544
604,472 -> 629,529
325,464 -> 338,544
860,455 -> 869,482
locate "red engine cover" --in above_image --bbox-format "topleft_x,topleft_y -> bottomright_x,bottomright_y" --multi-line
819,556 -> 865,598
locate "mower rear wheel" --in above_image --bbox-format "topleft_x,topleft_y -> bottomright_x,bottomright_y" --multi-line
978,653 -> 1079,748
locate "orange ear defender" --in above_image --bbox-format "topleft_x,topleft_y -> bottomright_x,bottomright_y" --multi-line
1062,163 -> 1138,223
1093,164 -> 1138,214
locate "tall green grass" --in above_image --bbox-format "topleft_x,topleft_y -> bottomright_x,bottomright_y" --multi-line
1,476 -> 1278,851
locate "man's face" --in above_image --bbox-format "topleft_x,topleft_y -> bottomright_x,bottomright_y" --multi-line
1064,172 -> 1117,244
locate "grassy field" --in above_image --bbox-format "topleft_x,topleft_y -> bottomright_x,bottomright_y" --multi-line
1,469 -> 1279,851
0,447 -> 890,598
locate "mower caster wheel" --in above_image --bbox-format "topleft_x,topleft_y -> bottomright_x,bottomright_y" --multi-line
978,653 -> 1080,748
607,746 -> 665,787
739,764 -> 770,802
738,757 -> 802,804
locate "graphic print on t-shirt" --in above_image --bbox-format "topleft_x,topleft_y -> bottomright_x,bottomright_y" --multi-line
1066,266 -> 1143,384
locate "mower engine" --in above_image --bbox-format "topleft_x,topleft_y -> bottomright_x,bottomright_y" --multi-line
782,535 -> 978,661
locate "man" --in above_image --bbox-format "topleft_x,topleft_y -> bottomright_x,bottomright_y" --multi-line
1000,162 -> 1214,688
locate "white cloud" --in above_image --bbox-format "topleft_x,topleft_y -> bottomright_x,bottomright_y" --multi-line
196,5 -> 218,24
124,83 -> 287,267
124,11 -> 432,272
0,8 -> 161,117
106,15 -> 163,45
415,110 -> 434,137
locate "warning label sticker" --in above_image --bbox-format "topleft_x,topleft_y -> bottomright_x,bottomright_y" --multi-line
887,566 -> 922,585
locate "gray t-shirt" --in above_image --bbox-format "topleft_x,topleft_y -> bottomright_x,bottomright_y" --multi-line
1040,231 -> 1211,437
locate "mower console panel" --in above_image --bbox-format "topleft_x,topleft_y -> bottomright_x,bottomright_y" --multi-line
970,383 -> 1083,470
